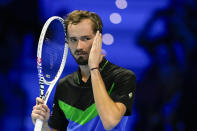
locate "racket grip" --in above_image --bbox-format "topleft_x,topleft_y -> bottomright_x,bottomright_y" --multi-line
34,119 -> 43,131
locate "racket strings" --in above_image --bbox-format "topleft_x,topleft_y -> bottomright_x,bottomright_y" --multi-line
42,20 -> 66,82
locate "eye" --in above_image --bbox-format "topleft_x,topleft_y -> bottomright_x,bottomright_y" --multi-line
81,36 -> 91,41
69,37 -> 77,43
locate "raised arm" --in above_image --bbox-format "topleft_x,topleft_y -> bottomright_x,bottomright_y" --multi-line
88,31 -> 126,130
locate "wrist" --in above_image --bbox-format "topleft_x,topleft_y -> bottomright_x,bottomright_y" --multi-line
90,67 -> 99,71
42,122 -> 50,131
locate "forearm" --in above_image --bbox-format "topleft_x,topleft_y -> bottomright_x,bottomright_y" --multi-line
91,69 -> 123,130
42,122 -> 51,131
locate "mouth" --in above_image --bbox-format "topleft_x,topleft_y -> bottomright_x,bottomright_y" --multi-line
75,51 -> 87,56
76,53 -> 86,57
76,53 -> 86,55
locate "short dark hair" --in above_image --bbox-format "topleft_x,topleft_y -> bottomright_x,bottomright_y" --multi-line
65,10 -> 103,34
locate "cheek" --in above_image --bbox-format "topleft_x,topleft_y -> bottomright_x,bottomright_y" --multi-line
68,45 -> 75,52
87,41 -> 93,50
68,43 -> 75,49
86,44 -> 93,53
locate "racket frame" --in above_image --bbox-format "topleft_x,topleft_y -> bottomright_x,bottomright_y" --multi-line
37,16 -> 68,104
34,16 -> 68,131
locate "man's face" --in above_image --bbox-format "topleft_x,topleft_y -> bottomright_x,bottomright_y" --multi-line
67,19 -> 96,65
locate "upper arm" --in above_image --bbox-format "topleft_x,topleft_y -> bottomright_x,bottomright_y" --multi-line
110,70 -> 136,115
115,102 -> 126,116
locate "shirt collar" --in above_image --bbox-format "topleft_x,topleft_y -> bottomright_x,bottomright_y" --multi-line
75,57 -> 109,85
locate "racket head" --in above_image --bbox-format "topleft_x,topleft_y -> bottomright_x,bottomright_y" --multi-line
37,16 -> 68,86
34,16 -> 68,131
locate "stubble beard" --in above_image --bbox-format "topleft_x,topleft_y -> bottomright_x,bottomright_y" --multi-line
71,50 -> 89,65
75,56 -> 88,65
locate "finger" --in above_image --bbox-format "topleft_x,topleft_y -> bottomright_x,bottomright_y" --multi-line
101,54 -> 105,58
42,104 -> 50,113
36,97 -> 44,105
93,31 -> 99,48
32,111 -> 45,121
94,33 -> 101,50
38,105 -> 47,112
97,31 -> 101,48
33,105 -> 37,110
33,104 -> 46,112
99,54 -> 105,62
93,31 -> 99,42
33,105 -> 42,110
32,108 -> 48,119
98,33 -> 102,49
35,109 -> 47,117
95,32 -> 100,49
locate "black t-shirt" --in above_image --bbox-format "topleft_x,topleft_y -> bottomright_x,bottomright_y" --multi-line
49,58 -> 136,131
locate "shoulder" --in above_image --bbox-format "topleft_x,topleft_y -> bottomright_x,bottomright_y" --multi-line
59,69 -> 80,83
54,71 -> 78,98
56,72 -> 77,89
59,73 -> 74,84
106,61 -> 136,81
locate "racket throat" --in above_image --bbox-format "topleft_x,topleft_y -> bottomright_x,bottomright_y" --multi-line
39,77 -> 45,99
40,85 -> 45,99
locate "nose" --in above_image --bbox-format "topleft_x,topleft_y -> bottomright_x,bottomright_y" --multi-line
76,39 -> 84,49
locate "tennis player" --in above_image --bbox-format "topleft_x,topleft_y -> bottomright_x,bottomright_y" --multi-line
31,10 -> 136,131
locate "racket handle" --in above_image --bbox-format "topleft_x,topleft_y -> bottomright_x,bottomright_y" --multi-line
34,119 -> 43,131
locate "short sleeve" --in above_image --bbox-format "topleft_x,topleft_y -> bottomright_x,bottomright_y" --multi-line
48,83 -> 68,130
110,70 -> 136,116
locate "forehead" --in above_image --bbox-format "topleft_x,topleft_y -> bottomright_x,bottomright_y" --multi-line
67,19 -> 94,37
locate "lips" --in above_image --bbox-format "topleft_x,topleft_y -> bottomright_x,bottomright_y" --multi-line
76,53 -> 86,55
75,51 -> 87,55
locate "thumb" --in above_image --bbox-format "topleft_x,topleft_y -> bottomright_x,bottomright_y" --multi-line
100,54 -> 105,62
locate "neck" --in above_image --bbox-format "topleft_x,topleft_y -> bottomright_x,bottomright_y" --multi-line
79,65 -> 90,82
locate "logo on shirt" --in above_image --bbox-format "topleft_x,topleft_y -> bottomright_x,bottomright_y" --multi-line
129,92 -> 133,99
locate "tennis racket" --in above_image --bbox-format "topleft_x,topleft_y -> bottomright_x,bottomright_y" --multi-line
34,16 -> 68,131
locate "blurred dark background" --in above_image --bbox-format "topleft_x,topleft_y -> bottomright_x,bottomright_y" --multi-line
0,0 -> 196,130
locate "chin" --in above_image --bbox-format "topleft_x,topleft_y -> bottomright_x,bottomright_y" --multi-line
76,57 -> 88,65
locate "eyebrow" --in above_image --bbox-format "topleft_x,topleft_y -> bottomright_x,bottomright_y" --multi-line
68,35 -> 93,38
